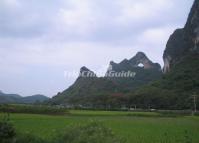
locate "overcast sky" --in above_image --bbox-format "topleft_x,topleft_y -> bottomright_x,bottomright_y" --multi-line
0,0 -> 194,97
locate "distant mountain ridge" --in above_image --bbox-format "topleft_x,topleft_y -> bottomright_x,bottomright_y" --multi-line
0,91 -> 49,104
107,52 -> 161,73
50,52 -> 162,105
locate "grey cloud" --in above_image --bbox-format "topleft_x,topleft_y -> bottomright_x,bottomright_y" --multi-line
0,0 -> 195,96
0,0 -> 194,40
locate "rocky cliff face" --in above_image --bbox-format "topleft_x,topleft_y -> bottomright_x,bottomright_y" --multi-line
79,66 -> 96,78
129,52 -> 161,70
105,52 -> 162,91
163,0 -> 199,73
107,52 -> 161,74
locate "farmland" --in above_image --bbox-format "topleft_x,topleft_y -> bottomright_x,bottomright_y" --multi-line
1,110 -> 199,143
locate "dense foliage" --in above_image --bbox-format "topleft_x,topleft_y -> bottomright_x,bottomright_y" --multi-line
131,55 -> 199,109
50,68 -> 162,108
0,104 -> 67,115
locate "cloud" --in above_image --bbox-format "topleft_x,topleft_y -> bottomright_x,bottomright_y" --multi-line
0,0 -> 195,96
57,0 -> 95,35
136,26 -> 175,47
0,0 -> 20,7
116,0 -> 173,24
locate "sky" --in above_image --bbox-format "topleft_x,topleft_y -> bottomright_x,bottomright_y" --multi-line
0,0 -> 194,97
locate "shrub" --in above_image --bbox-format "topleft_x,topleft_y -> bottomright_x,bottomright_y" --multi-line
53,121 -> 126,143
0,116 -> 16,143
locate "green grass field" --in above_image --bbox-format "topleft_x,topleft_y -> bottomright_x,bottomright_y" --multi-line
1,110 -> 199,143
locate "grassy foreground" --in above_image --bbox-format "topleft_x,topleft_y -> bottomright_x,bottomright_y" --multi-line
1,110 -> 199,143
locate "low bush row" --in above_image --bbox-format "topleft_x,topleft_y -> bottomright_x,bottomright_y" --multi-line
0,104 -> 67,115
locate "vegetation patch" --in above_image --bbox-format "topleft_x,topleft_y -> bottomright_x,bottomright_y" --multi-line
0,104 -> 67,115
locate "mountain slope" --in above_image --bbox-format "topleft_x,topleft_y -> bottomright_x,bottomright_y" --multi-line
133,0 -> 199,109
0,91 -> 22,103
163,0 -> 199,73
161,0 -> 199,95
50,52 -> 162,105
21,95 -> 50,104
52,0 -> 199,109
0,91 -> 49,104
106,52 -> 162,91
51,67 -> 122,105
